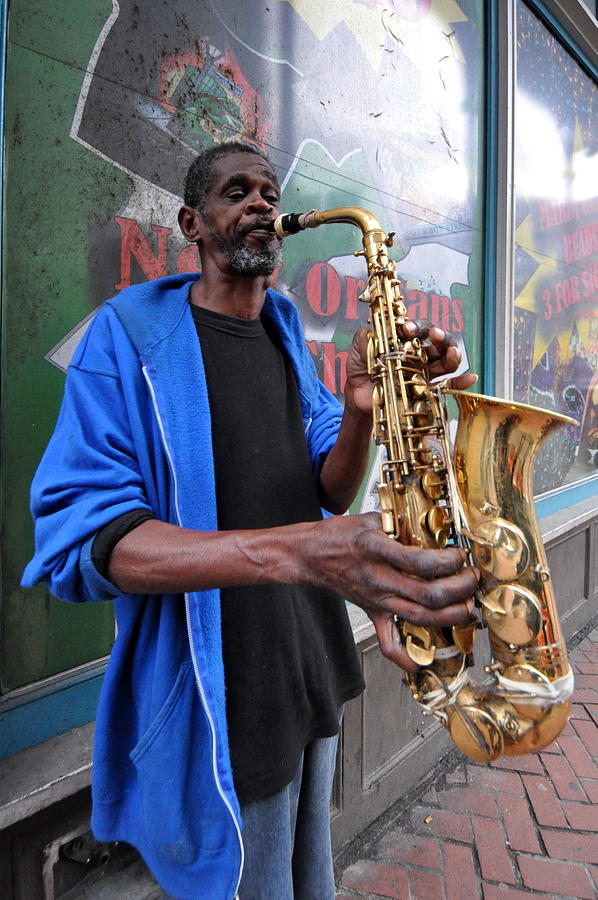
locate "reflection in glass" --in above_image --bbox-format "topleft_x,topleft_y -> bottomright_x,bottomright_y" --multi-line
514,1 -> 598,492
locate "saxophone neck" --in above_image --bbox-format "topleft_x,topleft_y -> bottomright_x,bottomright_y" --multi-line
270,206 -> 391,244
312,206 -> 386,236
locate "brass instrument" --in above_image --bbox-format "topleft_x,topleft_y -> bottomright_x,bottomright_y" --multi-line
271,206 -> 576,763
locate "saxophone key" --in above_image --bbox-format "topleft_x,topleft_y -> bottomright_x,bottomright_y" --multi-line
470,518 -> 531,581
406,372 -> 429,397
481,584 -> 543,646
421,469 -> 444,500
534,564 -> 551,582
367,334 -> 379,372
416,446 -> 434,466
401,340 -> 419,358
452,621 -> 477,655
402,623 -> 436,667
422,505 -> 452,546
381,512 -> 395,536
377,481 -> 395,512
412,400 -> 435,427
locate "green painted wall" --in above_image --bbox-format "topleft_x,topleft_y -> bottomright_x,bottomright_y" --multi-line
2,3 -> 123,693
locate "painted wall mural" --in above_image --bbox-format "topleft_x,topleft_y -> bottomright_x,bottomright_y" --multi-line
514,1 -> 598,493
65,0 -> 484,383
3,0 -> 484,689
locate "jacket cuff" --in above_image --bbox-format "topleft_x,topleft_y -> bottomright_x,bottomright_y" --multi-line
79,534 -> 124,602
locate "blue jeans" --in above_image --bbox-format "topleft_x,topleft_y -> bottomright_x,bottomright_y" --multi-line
162,729 -> 339,899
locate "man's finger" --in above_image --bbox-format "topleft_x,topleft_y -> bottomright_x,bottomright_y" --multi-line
370,612 -> 420,673
402,319 -> 453,345
360,527 -> 469,579
449,373 -> 478,391
388,595 -> 476,628
403,321 -> 470,382
427,342 -> 460,370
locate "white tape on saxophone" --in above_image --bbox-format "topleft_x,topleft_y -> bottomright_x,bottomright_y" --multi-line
432,644 -> 463,660
417,659 -> 471,721
495,669 -> 575,705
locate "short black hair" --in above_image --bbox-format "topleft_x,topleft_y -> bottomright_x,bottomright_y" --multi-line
183,142 -> 274,212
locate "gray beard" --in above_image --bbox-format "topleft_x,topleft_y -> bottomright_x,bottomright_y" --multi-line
210,228 -> 282,276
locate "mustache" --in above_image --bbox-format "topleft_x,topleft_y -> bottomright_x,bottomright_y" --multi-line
236,216 -> 277,238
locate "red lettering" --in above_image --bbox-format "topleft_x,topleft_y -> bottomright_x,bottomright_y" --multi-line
538,200 -> 579,230
554,275 -> 581,312
176,244 -> 200,273
114,217 -> 171,290
582,263 -> 598,298
305,339 -> 318,359
404,291 -> 465,332
322,341 -> 348,394
563,232 -> 574,265
562,223 -> 598,264
543,288 -> 553,320
406,289 -> 428,320
345,276 -> 366,320
430,293 -> 451,331
555,281 -> 565,314
539,202 -> 549,230
451,298 -> 464,332
305,263 -> 341,317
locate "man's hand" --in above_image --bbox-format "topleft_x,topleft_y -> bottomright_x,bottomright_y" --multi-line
402,320 -> 478,390
301,513 -> 479,672
344,327 -> 375,416
344,321 -> 477,418
109,512 -> 479,673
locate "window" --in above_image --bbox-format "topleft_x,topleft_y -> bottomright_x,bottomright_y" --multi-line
513,1 -> 598,493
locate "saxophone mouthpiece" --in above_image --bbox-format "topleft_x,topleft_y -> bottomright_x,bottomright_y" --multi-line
268,210 -> 320,238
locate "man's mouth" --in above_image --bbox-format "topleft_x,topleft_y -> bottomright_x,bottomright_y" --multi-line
239,220 -> 277,241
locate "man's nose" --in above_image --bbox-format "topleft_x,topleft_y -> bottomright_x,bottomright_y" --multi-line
245,193 -> 273,214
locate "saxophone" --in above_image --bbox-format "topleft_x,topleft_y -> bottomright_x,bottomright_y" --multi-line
270,206 -> 576,763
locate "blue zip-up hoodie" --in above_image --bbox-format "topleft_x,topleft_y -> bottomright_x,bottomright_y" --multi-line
22,274 -> 343,899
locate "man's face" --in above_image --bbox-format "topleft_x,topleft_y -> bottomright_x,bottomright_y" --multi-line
200,152 -> 282,276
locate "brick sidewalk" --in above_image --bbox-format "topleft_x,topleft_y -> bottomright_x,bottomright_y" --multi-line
337,626 -> 598,900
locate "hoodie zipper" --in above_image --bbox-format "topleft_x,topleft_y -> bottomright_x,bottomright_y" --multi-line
142,366 -> 244,896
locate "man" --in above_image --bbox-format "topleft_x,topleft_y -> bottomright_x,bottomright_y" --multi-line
23,142 -> 478,900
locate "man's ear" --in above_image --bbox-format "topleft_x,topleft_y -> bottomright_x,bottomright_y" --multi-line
178,205 -> 204,243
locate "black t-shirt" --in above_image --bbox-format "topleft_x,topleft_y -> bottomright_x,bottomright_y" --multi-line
193,304 -> 363,802
93,302 -> 364,803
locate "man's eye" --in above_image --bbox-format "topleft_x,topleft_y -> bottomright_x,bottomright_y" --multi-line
226,191 -> 245,201
265,195 -> 280,204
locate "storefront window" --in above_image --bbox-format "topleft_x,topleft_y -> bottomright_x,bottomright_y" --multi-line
1,0 -> 486,748
514,1 -> 598,493
332,0 -> 485,511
